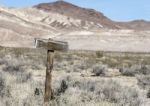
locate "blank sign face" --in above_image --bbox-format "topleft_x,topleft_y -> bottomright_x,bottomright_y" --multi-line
35,38 -> 68,51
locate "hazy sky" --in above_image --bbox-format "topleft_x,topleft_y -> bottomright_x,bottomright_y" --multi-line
0,0 -> 150,21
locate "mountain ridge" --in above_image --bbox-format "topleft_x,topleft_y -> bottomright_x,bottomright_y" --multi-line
35,1 -> 120,29
35,1 -> 150,30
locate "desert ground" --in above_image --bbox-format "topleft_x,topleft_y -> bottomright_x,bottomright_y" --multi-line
54,30 -> 150,52
0,47 -> 150,106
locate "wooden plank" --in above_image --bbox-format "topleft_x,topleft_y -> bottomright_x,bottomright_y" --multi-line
35,38 -> 68,51
44,50 -> 54,102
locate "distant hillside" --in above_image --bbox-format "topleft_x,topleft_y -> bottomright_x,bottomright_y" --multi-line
117,20 -> 150,30
35,1 -> 150,30
35,1 -> 120,29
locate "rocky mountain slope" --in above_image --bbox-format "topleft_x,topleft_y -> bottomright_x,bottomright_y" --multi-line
35,1 -> 150,30
35,1 -> 120,30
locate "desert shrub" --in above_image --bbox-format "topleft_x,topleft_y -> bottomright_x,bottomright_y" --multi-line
0,58 -> 7,65
139,65 -> 150,75
108,59 -> 119,68
20,93 -> 44,106
123,54 -> 130,60
54,78 -> 142,106
2,58 -> 25,74
137,75 -> 150,89
3,64 -> 24,74
93,81 -> 139,105
95,81 -> 141,106
1,58 -> 32,83
147,88 -> 150,98
16,72 -> 32,83
0,73 -> 10,100
119,65 -> 149,76
92,64 -> 108,76
120,64 -> 150,77
98,81 -> 141,106
96,51 -> 104,58
119,67 -> 137,76
0,73 -> 5,97
86,57 -> 97,68
73,61 -> 88,72
55,80 -> 68,96
27,60 -> 44,70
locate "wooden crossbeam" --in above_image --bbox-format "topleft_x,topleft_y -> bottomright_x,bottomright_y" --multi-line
35,38 -> 68,103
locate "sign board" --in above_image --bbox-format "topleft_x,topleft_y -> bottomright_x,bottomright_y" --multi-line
35,38 -> 68,51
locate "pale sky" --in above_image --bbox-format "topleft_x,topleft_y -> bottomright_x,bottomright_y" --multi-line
0,0 -> 150,21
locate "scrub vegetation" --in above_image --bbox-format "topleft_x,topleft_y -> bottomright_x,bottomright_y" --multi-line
0,47 -> 150,106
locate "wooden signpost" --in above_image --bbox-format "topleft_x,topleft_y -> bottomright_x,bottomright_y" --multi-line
35,38 -> 68,102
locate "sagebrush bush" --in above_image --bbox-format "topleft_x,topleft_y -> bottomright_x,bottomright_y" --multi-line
3,64 -> 24,74
0,73 -> 5,97
55,80 -> 68,96
147,88 -> 150,98
92,64 -> 107,76
139,65 -> 150,75
0,58 -> 7,65
137,75 -> 150,89
54,76 -> 142,106
16,72 -> 32,83
96,51 -> 104,58
2,58 -> 25,74
119,67 -> 137,76
1,48 -> 149,106
120,65 -> 150,77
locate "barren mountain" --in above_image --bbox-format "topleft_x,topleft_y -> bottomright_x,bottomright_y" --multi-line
35,1 -> 120,29
117,20 -> 150,30
35,1 -> 150,30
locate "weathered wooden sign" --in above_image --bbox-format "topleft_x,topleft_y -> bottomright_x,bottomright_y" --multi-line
35,38 -> 68,51
35,38 -> 68,102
